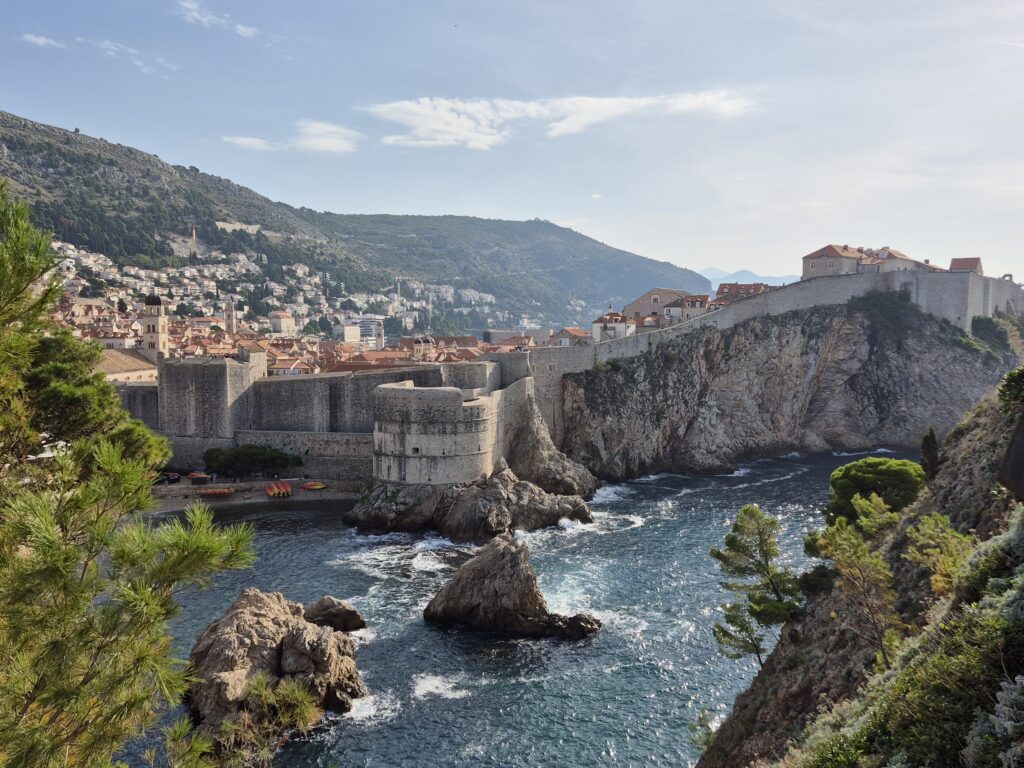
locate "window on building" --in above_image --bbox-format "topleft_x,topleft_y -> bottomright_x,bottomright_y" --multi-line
828,261 -> 835,269
411,447 -> 420,455
652,295 -> 659,304
810,261 -> 816,270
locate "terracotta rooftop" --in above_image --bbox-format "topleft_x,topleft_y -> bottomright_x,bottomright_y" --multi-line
97,349 -> 157,375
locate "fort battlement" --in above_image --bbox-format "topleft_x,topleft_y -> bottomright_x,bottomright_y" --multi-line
116,270 -> 1022,482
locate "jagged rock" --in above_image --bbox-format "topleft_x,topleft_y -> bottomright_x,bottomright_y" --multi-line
188,589 -> 367,734
423,534 -> 601,639
343,461 -> 592,544
304,595 -> 366,632
506,396 -> 600,499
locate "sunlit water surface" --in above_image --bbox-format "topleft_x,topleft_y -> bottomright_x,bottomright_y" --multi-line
158,450 -> 907,767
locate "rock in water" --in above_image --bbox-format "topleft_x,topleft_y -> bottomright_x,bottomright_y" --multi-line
189,589 -> 367,734
423,534 -> 601,639
344,460 -> 593,544
305,595 -> 367,632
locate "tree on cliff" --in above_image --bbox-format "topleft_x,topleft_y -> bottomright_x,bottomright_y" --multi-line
920,428 -> 941,481
0,184 -> 256,766
826,457 -> 925,525
816,518 -> 901,669
710,504 -> 801,667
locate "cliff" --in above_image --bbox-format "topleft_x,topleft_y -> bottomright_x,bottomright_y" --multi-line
562,295 -> 1015,479
697,386 -> 1024,768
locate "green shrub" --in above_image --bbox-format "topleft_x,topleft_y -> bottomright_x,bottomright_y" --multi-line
203,444 -> 302,478
999,367 -> 1024,413
826,458 -> 926,524
972,316 -> 1012,354
803,733 -> 867,768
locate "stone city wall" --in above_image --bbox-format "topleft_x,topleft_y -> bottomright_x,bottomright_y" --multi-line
116,382 -> 159,430
371,374 -> 533,486
235,430 -> 373,481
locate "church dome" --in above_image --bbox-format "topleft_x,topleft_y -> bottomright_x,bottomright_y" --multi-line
144,293 -> 162,306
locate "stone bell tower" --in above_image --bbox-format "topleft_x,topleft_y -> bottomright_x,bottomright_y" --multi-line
142,293 -> 169,364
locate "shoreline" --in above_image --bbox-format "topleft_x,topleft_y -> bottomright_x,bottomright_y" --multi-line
152,478 -> 363,514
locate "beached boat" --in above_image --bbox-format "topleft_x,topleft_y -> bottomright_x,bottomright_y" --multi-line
301,481 -> 328,490
199,487 -> 235,499
265,481 -> 292,498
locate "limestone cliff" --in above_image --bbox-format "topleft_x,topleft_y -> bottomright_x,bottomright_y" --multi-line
562,297 -> 1015,479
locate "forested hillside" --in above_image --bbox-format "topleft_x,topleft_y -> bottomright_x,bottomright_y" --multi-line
0,110 -> 708,323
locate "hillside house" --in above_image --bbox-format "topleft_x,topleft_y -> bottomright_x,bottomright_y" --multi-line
549,327 -> 593,347
622,288 -> 691,319
716,283 -> 770,301
592,309 -> 636,341
949,258 -> 984,276
802,244 -> 944,280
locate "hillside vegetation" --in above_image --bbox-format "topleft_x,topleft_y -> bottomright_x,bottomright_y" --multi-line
697,363 -> 1024,768
0,110 -> 708,323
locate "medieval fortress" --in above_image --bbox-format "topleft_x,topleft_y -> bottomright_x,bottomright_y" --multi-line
119,262 -> 1023,485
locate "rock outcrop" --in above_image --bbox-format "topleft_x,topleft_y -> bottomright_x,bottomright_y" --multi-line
343,460 -> 592,544
304,595 -> 366,632
423,534 -> 601,639
506,396 -> 600,499
562,300 -> 1013,479
188,589 -> 367,734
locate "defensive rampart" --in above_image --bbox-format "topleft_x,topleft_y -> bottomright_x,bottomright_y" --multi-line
371,374 -> 532,485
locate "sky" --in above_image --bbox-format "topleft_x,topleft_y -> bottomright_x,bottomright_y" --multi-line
4,0 -> 1024,278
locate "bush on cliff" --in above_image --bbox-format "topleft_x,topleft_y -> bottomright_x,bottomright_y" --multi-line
825,457 -> 925,525
999,366 -> 1024,413
203,445 -> 302,478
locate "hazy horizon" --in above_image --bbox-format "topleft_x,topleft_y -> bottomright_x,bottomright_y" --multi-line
5,0 -> 1023,278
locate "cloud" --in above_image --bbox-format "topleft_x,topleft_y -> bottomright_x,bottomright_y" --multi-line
222,136 -> 277,151
221,120 -> 362,155
22,33 -> 64,48
362,90 -> 752,149
176,0 -> 258,38
292,120 -> 361,154
76,37 -> 179,77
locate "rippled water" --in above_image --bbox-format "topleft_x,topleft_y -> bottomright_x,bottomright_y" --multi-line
161,450 -> 908,767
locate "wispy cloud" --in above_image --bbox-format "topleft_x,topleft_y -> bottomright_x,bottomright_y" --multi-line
222,136 -> 277,151
76,37 -> 179,77
21,33 -> 64,49
176,0 -> 259,38
361,90 -> 752,150
222,120 -> 362,155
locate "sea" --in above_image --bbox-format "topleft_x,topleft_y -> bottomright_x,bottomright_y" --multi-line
160,449 -> 908,767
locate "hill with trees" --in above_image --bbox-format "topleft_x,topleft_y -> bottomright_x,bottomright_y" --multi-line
0,110 -> 709,324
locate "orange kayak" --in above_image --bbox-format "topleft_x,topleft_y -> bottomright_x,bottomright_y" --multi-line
301,481 -> 328,490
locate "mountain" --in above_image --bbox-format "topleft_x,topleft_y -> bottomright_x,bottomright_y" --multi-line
699,267 -> 799,290
0,110 -> 709,324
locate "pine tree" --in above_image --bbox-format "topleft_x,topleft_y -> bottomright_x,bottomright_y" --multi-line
710,504 -> 801,665
920,427 -> 940,481
817,518 -> 900,668
904,513 -> 973,596
0,183 -> 256,766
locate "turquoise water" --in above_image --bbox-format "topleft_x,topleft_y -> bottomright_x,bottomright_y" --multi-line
163,451 -> 906,767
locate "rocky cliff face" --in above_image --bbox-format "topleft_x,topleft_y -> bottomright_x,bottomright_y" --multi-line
562,300 -> 1014,479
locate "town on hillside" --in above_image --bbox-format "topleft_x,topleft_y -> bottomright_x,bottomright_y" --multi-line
52,238 -> 1006,384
